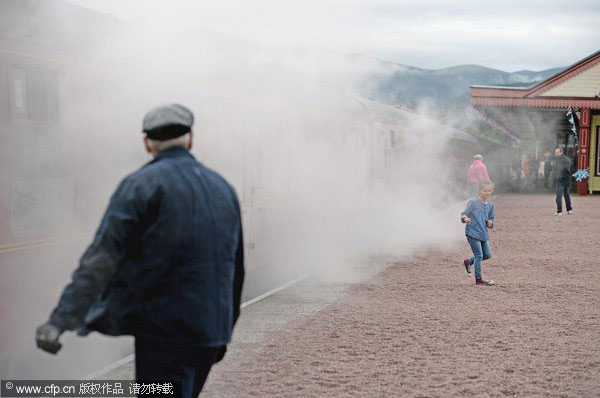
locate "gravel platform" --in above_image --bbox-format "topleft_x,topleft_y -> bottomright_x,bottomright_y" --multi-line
202,194 -> 600,397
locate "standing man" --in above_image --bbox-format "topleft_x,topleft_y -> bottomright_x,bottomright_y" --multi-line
467,154 -> 490,197
552,147 -> 573,216
36,104 -> 245,397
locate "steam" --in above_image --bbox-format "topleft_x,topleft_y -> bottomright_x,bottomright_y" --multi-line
78,24 -> 466,264
1,3 -> 473,379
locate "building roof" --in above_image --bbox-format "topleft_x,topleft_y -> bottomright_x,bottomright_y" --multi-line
471,50 -> 600,110
469,50 -> 600,142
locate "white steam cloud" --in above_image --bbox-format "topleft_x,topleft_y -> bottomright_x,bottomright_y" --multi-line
1,4 -> 473,379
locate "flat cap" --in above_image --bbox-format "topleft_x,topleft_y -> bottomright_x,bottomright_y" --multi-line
142,103 -> 194,140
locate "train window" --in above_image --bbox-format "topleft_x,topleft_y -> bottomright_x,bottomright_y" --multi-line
9,66 -> 60,123
10,67 -> 28,116
28,69 -> 49,121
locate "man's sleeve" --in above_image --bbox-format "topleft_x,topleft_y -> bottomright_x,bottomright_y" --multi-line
232,195 -> 245,327
49,177 -> 149,331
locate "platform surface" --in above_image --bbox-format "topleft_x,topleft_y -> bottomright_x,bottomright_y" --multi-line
105,194 -> 600,397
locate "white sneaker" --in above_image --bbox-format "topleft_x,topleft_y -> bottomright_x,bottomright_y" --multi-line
554,212 -> 562,216
567,210 -> 573,214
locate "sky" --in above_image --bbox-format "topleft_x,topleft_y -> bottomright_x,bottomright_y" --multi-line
67,0 -> 600,72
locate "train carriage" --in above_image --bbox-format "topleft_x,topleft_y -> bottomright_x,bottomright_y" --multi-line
0,0 -> 510,268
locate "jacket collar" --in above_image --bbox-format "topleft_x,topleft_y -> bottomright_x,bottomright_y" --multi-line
150,146 -> 195,164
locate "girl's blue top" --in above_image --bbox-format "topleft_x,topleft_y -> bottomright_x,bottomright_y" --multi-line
461,198 -> 494,241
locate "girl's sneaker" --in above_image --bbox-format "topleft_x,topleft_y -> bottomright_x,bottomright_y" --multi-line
476,279 -> 495,286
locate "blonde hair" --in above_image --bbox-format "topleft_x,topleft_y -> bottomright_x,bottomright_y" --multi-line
478,180 -> 494,191
474,154 -> 483,160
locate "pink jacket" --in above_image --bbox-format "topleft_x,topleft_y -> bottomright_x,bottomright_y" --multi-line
467,159 -> 490,184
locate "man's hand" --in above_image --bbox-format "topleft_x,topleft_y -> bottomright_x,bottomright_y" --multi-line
463,216 -> 471,225
487,220 -> 493,228
36,322 -> 63,354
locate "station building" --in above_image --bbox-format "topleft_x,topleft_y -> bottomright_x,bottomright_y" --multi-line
470,50 -> 600,195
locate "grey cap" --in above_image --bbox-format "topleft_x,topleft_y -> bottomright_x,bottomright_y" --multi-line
142,103 -> 194,139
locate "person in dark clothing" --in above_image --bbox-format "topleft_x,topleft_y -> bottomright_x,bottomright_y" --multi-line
36,103 -> 245,397
543,151 -> 553,188
552,147 -> 573,216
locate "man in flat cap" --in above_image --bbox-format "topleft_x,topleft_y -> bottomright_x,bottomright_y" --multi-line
36,103 -> 245,397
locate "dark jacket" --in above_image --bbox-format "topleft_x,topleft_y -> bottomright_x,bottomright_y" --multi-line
49,147 -> 244,347
552,154 -> 572,185
543,157 -> 553,173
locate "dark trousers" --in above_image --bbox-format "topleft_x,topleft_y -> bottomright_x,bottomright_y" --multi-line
135,338 -> 221,398
544,170 -> 551,188
555,181 -> 572,213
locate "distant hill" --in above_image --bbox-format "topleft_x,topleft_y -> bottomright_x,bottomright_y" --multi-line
321,55 -> 564,143
350,56 -> 564,107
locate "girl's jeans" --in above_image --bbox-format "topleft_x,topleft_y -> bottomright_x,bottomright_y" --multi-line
466,236 -> 492,280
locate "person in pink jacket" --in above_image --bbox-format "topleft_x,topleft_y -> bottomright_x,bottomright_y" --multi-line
467,154 -> 490,197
